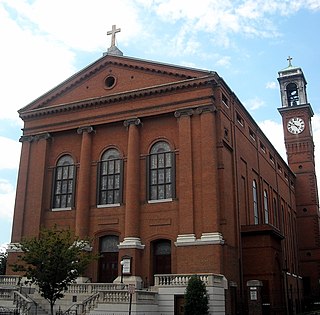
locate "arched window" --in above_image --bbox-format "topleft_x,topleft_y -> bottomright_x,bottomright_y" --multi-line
98,148 -> 123,205
264,190 -> 269,224
273,198 -> 278,227
286,83 -> 299,106
148,141 -> 175,201
52,155 -> 76,209
253,180 -> 259,224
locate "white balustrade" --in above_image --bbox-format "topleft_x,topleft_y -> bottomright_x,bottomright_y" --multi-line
154,273 -> 224,287
0,275 -> 21,286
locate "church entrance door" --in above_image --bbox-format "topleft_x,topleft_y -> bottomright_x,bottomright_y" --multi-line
98,235 -> 119,283
152,239 -> 171,283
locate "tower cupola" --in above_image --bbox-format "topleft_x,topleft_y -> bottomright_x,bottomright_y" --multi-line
278,56 -> 308,108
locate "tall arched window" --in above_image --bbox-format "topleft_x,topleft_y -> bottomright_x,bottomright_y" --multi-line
253,180 -> 259,224
148,141 -> 175,201
52,155 -> 76,209
98,148 -> 123,206
273,197 -> 278,228
264,190 -> 269,224
286,83 -> 299,106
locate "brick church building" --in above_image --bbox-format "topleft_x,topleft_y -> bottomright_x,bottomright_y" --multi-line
6,27 -> 320,314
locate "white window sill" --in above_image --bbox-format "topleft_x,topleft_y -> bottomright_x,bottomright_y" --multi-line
97,203 -> 121,208
148,198 -> 173,204
51,207 -> 72,211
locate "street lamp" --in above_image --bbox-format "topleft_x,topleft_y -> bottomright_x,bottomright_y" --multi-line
120,260 -> 124,284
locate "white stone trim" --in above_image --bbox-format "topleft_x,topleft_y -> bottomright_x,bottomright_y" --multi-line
51,207 -> 72,211
6,243 -> 23,253
97,203 -> 121,208
147,198 -> 173,204
175,232 -> 225,247
118,237 -> 145,250
174,234 -> 197,246
200,232 -> 225,244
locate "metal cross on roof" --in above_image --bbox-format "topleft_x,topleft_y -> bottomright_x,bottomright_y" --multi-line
107,25 -> 121,48
287,56 -> 293,67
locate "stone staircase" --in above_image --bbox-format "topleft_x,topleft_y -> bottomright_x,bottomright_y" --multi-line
1,273 -> 227,315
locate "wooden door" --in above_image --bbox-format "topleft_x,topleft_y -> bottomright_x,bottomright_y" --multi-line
98,252 -> 118,283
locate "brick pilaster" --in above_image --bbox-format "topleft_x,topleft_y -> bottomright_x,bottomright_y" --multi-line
75,126 -> 94,238
196,105 -> 220,233
123,118 -> 141,239
174,109 -> 194,236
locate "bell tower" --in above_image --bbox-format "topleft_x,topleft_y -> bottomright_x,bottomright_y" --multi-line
278,57 -> 320,302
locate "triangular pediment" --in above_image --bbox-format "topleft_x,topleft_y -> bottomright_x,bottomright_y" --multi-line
19,54 -> 211,116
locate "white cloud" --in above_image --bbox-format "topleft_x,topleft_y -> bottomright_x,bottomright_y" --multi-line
0,244 -> 8,253
2,0 -> 143,52
0,4 -> 76,121
216,56 -> 231,67
266,81 -> 277,89
0,137 -> 21,170
258,119 -> 286,160
138,0 -> 320,42
245,97 -> 265,111
0,179 -> 15,221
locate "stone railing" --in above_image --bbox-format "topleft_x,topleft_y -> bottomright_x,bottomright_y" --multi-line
154,273 -> 227,288
81,292 -> 100,314
99,289 -> 157,305
66,283 -> 127,294
13,290 -> 32,315
0,289 -> 14,300
100,290 -> 130,303
0,275 -> 21,287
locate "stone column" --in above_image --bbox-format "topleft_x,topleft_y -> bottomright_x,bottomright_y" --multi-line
174,109 -> 195,244
75,126 -> 94,238
196,105 -> 223,243
119,118 -> 143,248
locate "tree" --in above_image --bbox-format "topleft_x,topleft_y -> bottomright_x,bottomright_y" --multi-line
13,226 -> 96,315
0,251 -> 7,275
184,275 -> 209,315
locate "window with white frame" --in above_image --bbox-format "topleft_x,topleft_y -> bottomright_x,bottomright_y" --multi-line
148,141 -> 175,201
253,180 -> 259,224
264,190 -> 269,224
97,148 -> 123,206
52,155 -> 76,209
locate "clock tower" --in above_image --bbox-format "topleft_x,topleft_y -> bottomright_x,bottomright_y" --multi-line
278,57 -> 320,302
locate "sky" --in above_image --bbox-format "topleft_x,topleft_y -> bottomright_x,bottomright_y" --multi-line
1,0 -> 320,251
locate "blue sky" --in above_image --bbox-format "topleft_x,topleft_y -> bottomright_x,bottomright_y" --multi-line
1,0 -> 320,250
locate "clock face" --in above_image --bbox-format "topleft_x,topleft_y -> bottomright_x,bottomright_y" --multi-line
287,117 -> 305,134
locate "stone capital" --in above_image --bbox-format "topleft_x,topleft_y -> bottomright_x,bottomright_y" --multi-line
123,118 -> 141,128
174,108 -> 194,118
19,133 -> 51,143
19,135 -> 33,143
33,132 -> 51,141
77,126 -> 95,135
195,104 -> 217,114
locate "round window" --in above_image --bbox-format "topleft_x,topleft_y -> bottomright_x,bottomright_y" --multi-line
104,75 -> 116,89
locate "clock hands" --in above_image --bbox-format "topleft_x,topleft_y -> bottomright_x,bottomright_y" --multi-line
288,121 -> 299,129
287,118 -> 305,134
